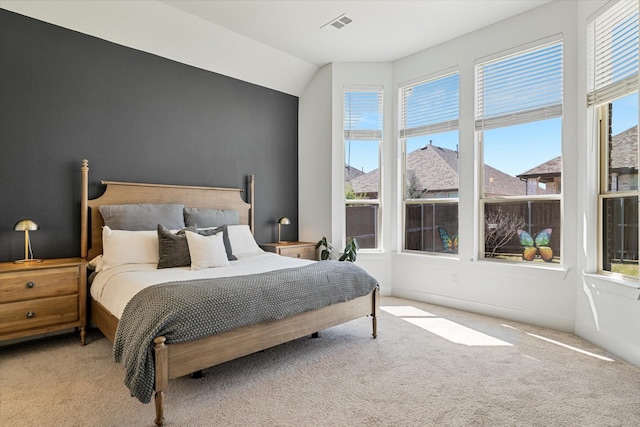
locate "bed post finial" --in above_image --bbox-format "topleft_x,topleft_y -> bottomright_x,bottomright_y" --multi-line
249,174 -> 255,234
81,160 -> 89,259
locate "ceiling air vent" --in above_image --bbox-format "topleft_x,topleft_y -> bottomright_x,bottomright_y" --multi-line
321,14 -> 353,31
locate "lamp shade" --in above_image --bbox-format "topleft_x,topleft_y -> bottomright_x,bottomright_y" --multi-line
278,217 -> 291,225
14,219 -> 39,231
14,219 -> 42,263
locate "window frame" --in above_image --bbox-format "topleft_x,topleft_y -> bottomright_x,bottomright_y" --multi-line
595,97 -> 639,279
343,86 -> 384,251
475,36 -> 564,265
399,69 -> 460,256
588,0 -> 639,281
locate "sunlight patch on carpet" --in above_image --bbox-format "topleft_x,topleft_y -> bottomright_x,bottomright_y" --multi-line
502,323 -> 615,361
381,306 -> 512,346
526,332 -> 615,361
380,306 -> 436,317
404,318 -> 513,346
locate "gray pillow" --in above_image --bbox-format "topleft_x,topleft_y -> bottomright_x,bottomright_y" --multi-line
100,204 -> 185,231
184,208 -> 240,228
157,224 -> 196,269
198,225 -> 237,261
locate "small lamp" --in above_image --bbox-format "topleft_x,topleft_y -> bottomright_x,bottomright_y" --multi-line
14,219 -> 42,263
277,217 -> 291,243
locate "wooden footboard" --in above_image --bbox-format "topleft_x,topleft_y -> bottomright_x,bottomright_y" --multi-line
91,288 -> 379,426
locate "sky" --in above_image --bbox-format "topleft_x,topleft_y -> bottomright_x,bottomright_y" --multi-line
346,91 -> 638,178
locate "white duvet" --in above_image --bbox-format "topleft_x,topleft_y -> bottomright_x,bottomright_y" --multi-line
91,251 -> 314,319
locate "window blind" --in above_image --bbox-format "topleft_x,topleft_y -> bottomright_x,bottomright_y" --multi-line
399,72 -> 459,139
475,40 -> 563,130
343,89 -> 383,140
587,0 -> 639,107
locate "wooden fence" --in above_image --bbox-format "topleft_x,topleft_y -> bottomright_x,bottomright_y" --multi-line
403,200 -> 562,257
345,205 -> 378,248
603,196 -> 639,267
347,197 -> 638,266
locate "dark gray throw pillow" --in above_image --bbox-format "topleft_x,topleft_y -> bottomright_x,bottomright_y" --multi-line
184,208 -> 240,228
101,204 -> 185,231
157,224 -> 196,269
198,225 -> 237,261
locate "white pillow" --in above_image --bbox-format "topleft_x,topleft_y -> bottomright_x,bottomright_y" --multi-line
101,226 -> 159,271
185,230 -> 230,270
227,225 -> 263,255
88,255 -> 104,273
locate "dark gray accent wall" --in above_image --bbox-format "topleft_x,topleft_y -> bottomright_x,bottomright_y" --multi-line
0,10 -> 299,263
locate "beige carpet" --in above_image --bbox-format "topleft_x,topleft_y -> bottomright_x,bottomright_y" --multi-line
1,296 -> 639,427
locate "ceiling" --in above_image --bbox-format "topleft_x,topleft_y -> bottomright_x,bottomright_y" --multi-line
161,0 -> 553,67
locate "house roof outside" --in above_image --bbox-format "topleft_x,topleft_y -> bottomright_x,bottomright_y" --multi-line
350,144 -> 525,197
610,125 -> 638,171
516,125 -> 638,178
345,165 -> 365,182
518,156 -> 562,179
349,127 -> 638,198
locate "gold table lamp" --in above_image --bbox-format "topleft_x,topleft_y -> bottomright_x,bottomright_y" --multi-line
277,217 -> 291,242
14,219 -> 42,263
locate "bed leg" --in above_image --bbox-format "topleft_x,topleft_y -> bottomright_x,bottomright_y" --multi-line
153,337 -> 168,426
371,287 -> 379,339
155,391 -> 164,426
311,332 -> 320,338
372,316 -> 377,339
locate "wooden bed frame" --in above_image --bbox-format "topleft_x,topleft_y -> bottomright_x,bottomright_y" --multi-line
79,160 -> 379,426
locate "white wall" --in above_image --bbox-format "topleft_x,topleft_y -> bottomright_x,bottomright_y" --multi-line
574,0 -> 640,367
331,63 -> 394,294
0,0 -> 317,96
299,62 -> 394,294
390,0 -> 579,332
299,64 -> 333,243
299,0 -> 640,367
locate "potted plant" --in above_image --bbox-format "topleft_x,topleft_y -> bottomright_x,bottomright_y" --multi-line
315,236 -> 359,262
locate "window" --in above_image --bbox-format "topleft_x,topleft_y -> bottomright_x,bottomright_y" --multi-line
476,38 -> 563,264
343,88 -> 383,249
588,0 -> 639,279
400,72 -> 459,254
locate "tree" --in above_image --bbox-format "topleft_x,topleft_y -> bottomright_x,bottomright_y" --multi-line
484,207 -> 525,258
406,170 -> 425,199
345,182 -> 365,200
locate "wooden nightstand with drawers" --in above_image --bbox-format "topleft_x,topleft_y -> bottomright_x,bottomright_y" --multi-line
260,242 -> 317,260
0,258 -> 87,345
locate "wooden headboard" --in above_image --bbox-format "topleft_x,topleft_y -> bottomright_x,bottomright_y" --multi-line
80,159 -> 255,261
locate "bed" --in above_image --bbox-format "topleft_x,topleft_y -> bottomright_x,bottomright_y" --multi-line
79,160 -> 380,426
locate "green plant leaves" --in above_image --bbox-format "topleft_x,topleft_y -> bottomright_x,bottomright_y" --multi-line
316,236 -> 358,262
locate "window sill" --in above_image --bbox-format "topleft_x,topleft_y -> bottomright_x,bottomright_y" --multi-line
582,273 -> 640,300
356,249 -> 385,257
473,258 -> 570,279
399,250 -> 460,259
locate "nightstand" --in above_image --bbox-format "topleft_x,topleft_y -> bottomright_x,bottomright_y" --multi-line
0,258 -> 87,345
260,242 -> 317,260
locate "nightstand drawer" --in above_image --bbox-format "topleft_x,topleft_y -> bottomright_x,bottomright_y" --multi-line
278,246 -> 316,260
0,294 -> 79,334
0,266 -> 79,304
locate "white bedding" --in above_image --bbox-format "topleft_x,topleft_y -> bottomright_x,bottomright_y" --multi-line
91,251 -> 314,319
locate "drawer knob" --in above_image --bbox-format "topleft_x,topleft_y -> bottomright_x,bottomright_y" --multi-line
25,281 -> 35,289
26,311 -> 35,319
297,253 -> 301,258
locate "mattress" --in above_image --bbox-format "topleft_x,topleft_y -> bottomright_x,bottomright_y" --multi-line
90,251 -> 313,319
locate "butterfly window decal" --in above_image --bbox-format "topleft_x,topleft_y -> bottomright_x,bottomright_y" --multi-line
437,227 -> 458,254
517,228 -> 553,262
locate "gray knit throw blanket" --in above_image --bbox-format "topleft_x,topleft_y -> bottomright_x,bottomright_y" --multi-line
113,261 -> 379,403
